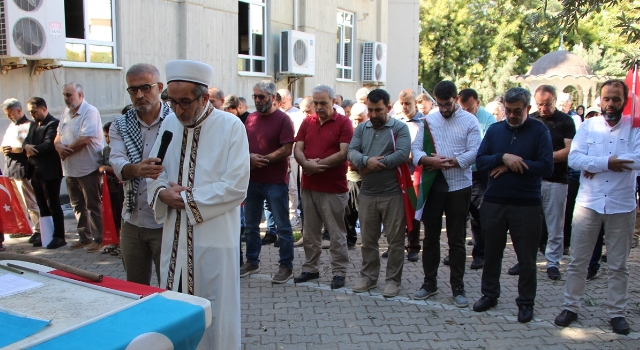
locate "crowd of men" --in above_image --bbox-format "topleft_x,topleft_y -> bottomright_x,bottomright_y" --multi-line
1,57 -> 638,347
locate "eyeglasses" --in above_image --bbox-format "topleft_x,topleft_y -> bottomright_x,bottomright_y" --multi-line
503,108 -> 526,116
167,94 -> 202,110
536,100 -> 555,109
252,94 -> 269,101
126,83 -> 159,95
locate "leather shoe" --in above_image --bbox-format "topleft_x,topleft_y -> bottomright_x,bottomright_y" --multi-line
443,256 -> 450,266
610,317 -> 630,335
517,305 -> 534,323
470,257 -> 484,270
554,309 -> 577,327
508,263 -> 520,275
261,233 -> 277,245
547,266 -> 561,280
28,232 -> 41,244
330,276 -> 345,289
32,238 -> 42,247
472,295 -> 497,312
293,272 -> 319,283
407,251 -> 419,262
46,238 -> 67,249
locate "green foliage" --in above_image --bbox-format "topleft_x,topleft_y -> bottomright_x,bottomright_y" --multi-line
418,0 -> 636,101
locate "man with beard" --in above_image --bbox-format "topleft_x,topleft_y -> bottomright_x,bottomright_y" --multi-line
147,60 -> 249,349
412,82 -> 481,308
555,80 -> 640,335
109,63 -> 171,285
23,97 -> 65,249
348,89 -> 410,298
241,80 -> 295,283
473,87 -> 553,323
55,83 -> 104,252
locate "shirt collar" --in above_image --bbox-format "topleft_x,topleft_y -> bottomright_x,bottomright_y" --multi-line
365,116 -> 397,129
135,105 -> 165,128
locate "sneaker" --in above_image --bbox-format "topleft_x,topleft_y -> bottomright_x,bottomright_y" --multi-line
291,216 -> 302,231
86,242 -> 101,253
272,265 -> 293,284
70,241 -> 90,250
382,283 -> 401,298
240,262 -> 260,277
413,284 -> 438,300
352,279 -> 377,293
452,286 -> 468,308
586,268 -> 598,281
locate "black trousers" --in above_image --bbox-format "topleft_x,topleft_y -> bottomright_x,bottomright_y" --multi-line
480,202 -> 543,306
469,171 -> 488,259
31,172 -> 65,239
344,180 -> 360,246
563,177 -> 580,249
421,174 -> 471,290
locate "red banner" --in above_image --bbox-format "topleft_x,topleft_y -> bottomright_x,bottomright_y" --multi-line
623,66 -> 640,127
0,176 -> 32,234
101,172 -> 119,245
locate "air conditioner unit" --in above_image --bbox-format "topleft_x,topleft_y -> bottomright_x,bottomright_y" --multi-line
362,41 -> 387,84
280,30 -> 315,76
0,0 -> 66,59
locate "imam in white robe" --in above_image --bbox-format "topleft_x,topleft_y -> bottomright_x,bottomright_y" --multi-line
147,106 -> 249,350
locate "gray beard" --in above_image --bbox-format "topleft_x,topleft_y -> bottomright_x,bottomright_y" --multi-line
603,113 -> 622,123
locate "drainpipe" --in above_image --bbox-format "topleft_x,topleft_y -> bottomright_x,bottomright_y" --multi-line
293,0 -> 298,31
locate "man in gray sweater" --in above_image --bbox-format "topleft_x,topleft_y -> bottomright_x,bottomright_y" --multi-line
348,89 -> 411,297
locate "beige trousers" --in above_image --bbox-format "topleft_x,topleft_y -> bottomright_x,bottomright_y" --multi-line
359,193 -> 406,285
300,189 -> 349,276
15,178 -> 40,234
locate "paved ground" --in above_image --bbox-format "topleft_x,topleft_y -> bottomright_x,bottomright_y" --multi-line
2,213 -> 640,349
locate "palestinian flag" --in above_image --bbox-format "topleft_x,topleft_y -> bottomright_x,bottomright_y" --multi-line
409,119 -> 439,220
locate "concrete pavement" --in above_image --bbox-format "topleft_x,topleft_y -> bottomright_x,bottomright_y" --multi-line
2,215 -> 639,349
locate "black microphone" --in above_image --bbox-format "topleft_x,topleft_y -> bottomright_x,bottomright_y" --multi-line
155,131 -> 173,164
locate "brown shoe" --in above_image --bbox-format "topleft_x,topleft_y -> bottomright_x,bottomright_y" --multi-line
86,242 -> 101,253
70,241 -> 90,250
272,265 -> 293,284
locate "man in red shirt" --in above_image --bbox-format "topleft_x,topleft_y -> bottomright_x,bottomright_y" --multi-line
240,80 -> 296,284
292,85 -> 354,289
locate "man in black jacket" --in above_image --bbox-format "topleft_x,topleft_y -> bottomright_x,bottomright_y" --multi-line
24,97 -> 66,249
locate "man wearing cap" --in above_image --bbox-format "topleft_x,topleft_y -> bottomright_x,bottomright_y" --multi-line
147,60 -> 249,349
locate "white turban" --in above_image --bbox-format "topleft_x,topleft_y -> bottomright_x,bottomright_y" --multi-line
165,60 -> 214,87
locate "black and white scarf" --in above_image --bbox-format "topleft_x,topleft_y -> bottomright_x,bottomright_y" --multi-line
113,104 -> 172,218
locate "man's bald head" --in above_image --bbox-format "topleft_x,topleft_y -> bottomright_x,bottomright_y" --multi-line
208,87 -> 224,109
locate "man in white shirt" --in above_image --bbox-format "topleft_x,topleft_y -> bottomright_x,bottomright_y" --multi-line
278,89 -> 302,230
555,79 -> 640,335
411,81 -> 481,308
109,63 -> 170,285
54,83 -> 104,252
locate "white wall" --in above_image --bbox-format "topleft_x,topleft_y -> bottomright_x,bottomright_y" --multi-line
386,0 -> 420,100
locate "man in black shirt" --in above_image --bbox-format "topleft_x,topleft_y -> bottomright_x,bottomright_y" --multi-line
532,85 -> 576,280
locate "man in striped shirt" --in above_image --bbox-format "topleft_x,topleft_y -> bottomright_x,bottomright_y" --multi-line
411,81 -> 481,308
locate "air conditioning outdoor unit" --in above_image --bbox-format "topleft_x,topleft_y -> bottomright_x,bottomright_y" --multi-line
280,30 -> 315,76
362,41 -> 387,84
0,0 -> 66,59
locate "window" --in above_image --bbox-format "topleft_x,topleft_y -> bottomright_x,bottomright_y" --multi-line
64,0 -> 117,67
238,0 -> 267,74
336,10 -> 354,81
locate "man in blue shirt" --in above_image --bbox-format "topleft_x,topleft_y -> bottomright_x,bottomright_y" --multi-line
472,87 -> 553,323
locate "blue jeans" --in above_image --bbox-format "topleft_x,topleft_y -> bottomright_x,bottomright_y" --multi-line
245,181 -> 293,270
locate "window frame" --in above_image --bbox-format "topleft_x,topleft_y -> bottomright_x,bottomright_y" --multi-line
62,0 -> 118,69
237,0 -> 268,76
336,9 -> 355,82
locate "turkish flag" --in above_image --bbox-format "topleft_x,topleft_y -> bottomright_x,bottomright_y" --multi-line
101,172 -> 119,245
623,66 -> 640,127
0,176 -> 32,234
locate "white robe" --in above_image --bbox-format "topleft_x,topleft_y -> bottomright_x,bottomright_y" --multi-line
147,107 -> 249,350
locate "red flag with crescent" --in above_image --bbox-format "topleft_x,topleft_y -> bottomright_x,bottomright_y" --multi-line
0,176 -> 32,234
623,65 -> 640,127
101,172 -> 119,245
